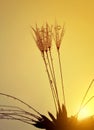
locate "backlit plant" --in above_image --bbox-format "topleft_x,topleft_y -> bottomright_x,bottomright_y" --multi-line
0,23 -> 94,130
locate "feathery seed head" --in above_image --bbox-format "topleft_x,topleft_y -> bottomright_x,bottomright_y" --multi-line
54,24 -> 64,50
32,24 -> 52,53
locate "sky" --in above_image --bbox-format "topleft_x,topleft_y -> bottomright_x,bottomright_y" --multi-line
0,0 -> 94,129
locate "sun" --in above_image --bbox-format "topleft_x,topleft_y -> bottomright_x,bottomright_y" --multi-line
78,108 -> 90,120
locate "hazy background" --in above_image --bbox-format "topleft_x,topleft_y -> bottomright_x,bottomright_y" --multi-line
0,0 -> 94,130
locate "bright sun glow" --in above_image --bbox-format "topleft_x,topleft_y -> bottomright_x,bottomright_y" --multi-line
78,108 -> 90,120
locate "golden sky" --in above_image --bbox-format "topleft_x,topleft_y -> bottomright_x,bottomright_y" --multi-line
0,0 -> 94,129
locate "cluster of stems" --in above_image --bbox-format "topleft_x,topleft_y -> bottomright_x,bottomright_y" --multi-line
0,23 -> 94,127
0,23 -> 65,124
32,23 -> 65,113
0,93 -> 42,125
0,23 -> 65,125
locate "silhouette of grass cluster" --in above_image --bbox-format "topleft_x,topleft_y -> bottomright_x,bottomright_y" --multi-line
0,23 -> 94,130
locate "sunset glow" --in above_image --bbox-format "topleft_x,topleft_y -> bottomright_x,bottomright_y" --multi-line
78,108 -> 90,120
0,0 -> 94,130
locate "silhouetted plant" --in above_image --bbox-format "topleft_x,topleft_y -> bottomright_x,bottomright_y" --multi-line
0,23 -> 94,130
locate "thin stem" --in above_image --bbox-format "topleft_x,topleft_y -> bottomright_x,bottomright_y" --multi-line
76,96 -> 94,118
0,93 -> 41,116
5,115 -> 33,125
46,51 -> 59,109
0,112 -> 32,120
76,79 -> 94,117
0,108 -> 40,119
49,49 -> 60,110
82,96 -> 94,111
57,50 -> 66,106
41,52 -> 58,112
0,105 -> 26,111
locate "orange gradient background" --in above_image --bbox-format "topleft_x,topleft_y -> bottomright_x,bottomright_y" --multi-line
0,0 -> 94,130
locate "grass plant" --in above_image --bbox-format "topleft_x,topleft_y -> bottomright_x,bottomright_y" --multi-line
0,23 -> 94,130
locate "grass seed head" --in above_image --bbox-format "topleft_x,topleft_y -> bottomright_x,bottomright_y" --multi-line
32,24 -> 52,53
54,24 -> 64,50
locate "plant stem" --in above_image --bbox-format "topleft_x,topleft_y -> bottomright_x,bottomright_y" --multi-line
57,49 -> 66,107
48,49 -> 60,110
41,52 -> 58,113
76,79 -> 94,117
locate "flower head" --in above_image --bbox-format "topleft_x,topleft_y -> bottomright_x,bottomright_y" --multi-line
32,24 -> 52,53
54,24 -> 64,50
